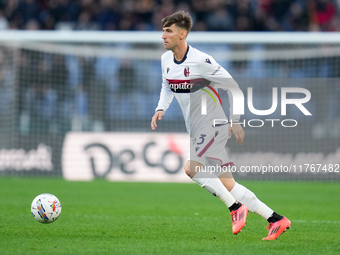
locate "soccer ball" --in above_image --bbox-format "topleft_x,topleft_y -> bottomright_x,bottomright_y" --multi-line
31,193 -> 62,223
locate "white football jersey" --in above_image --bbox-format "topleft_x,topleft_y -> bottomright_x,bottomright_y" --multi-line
156,45 -> 241,136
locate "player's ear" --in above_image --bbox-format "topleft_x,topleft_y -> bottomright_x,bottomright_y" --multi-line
180,29 -> 187,39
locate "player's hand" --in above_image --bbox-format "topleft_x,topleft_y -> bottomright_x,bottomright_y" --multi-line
151,110 -> 164,131
228,123 -> 245,145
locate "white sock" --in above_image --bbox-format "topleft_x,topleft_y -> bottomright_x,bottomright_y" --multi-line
192,172 -> 236,208
230,182 -> 273,220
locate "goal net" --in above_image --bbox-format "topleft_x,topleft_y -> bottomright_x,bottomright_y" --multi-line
0,31 -> 339,180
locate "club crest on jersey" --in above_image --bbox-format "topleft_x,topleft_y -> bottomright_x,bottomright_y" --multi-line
167,67 -> 170,73
184,66 -> 190,77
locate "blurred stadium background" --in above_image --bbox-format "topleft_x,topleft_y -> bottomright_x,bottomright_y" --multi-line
0,0 -> 339,181
0,2 -> 340,255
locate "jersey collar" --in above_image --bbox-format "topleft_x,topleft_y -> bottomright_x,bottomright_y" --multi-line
173,45 -> 189,65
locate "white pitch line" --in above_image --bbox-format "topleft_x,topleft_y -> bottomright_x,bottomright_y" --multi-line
293,220 -> 340,224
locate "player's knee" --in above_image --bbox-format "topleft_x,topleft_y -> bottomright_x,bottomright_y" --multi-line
184,161 -> 202,178
184,160 -> 205,178
184,161 -> 191,177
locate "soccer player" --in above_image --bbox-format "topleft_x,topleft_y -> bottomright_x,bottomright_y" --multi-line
151,11 -> 291,240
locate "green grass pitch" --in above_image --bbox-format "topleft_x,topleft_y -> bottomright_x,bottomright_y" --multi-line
0,178 -> 339,255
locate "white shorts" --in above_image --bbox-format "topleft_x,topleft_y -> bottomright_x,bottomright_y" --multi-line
190,125 -> 234,168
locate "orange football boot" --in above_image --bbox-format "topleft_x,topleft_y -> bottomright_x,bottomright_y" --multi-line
262,216 -> 291,240
230,204 -> 248,234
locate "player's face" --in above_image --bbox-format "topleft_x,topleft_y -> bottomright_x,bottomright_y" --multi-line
162,24 -> 182,51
